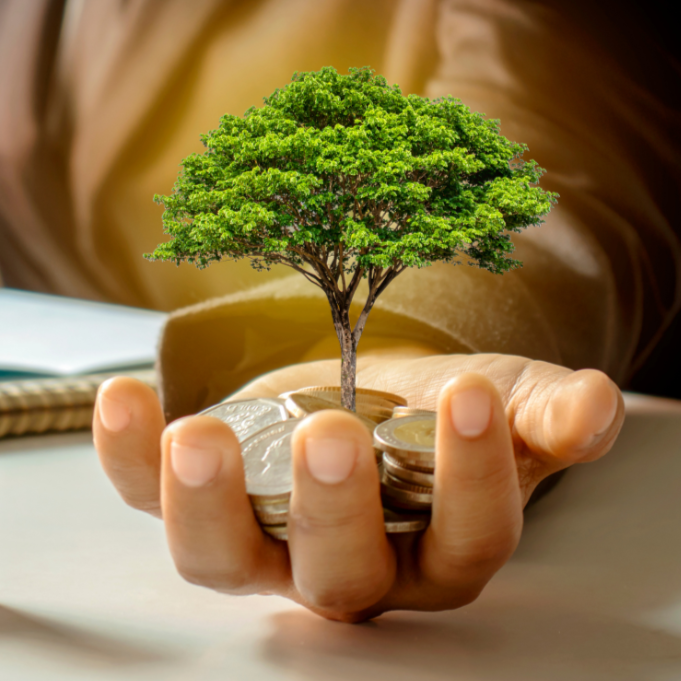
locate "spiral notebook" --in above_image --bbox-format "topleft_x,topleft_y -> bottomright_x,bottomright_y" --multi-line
0,289 -> 166,438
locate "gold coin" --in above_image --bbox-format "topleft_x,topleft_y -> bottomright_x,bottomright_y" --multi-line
284,386 -> 407,408
373,415 -> 436,461
394,420 -> 435,447
354,405 -> 395,425
284,393 -> 377,429
252,496 -> 290,511
282,388 -> 396,425
249,491 -> 291,506
392,406 -> 436,419
380,468 -> 433,511
284,393 -> 341,418
254,505 -> 289,525
383,469 -> 433,495
383,508 -> 430,533
383,453 -> 435,473
356,409 -> 393,428
262,524 -> 288,541
383,453 -> 434,487
252,493 -> 290,505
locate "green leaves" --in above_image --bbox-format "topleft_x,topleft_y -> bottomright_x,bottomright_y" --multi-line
148,66 -> 557,283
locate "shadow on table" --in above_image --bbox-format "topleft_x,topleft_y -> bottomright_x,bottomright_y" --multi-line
0,605 -> 170,667
264,604 -> 681,681
262,412 -> 681,681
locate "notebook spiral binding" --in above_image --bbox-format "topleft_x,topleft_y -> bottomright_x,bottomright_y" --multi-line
0,370 -> 157,438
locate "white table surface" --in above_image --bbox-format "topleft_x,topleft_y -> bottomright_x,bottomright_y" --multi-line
1,392 -> 680,681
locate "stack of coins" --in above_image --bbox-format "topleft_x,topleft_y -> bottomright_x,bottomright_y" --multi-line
200,388 -> 432,539
239,419 -> 300,538
374,413 -> 437,512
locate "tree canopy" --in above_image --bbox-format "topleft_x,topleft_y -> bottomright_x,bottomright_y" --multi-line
148,66 -> 556,287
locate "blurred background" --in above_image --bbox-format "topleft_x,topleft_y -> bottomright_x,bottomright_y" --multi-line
0,0 -> 679,397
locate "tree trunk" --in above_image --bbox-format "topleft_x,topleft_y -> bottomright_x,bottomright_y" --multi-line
326,291 -> 358,412
322,268 -> 398,413
340,326 -> 357,411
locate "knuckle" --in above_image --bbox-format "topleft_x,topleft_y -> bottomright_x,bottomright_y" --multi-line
304,579 -> 379,612
504,357 -> 535,401
507,358 -> 565,413
119,489 -> 161,515
176,563 -> 255,594
431,534 -> 519,585
464,533 -> 519,568
297,563 -> 388,613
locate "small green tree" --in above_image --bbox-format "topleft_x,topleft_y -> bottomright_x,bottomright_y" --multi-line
148,67 -> 557,410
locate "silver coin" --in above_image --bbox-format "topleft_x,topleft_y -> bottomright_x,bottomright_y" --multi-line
383,469 -> 433,495
200,398 -> 289,443
383,453 -> 435,473
383,508 -> 430,533
373,414 -> 436,461
380,467 -> 433,511
262,510 -> 428,541
254,506 -> 289,525
262,524 -> 288,541
240,419 -> 302,498
383,453 -> 435,487
252,498 -> 290,525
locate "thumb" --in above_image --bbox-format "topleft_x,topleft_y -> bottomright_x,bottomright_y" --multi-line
509,365 -> 624,468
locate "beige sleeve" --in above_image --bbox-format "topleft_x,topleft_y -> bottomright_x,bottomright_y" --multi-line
421,0 -> 681,381
158,0 -> 681,421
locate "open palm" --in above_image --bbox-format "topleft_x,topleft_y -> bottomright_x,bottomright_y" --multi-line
94,352 -> 623,621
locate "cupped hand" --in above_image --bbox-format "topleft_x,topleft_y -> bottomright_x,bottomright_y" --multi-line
93,353 -> 624,622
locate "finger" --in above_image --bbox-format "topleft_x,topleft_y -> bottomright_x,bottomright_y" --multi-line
161,415 -> 290,594
288,410 -> 395,617
508,364 -> 624,465
419,373 -> 523,596
94,377 -> 166,517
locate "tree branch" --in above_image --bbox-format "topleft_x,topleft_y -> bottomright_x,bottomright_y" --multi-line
351,265 -> 404,345
265,254 -> 325,287
346,263 -> 365,303
339,242 -> 347,292
329,244 -> 339,281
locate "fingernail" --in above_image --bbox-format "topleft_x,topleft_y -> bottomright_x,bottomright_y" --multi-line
450,387 -> 492,438
170,442 -> 222,487
99,394 -> 131,432
305,437 -> 357,484
582,384 -> 619,447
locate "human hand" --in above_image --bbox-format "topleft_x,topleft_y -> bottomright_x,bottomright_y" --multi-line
93,353 -> 624,621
